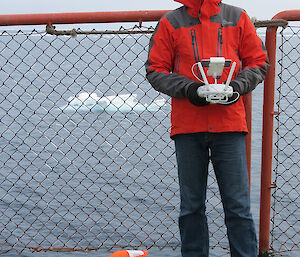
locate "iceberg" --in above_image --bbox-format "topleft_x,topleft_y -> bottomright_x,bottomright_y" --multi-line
59,92 -> 166,113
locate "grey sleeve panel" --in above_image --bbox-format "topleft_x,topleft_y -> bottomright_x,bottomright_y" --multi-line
231,62 -> 269,95
166,6 -> 201,29
211,3 -> 243,27
232,39 -> 270,95
145,16 -> 194,99
145,67 -> 194,99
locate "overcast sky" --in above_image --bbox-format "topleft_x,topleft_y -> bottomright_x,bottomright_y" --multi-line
0,0 -> 299,20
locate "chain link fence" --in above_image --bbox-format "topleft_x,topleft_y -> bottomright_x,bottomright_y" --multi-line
270,24 -> 300,255
0,25 -> 229,255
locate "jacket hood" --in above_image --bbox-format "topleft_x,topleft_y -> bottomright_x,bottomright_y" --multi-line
174,0 -> 222,17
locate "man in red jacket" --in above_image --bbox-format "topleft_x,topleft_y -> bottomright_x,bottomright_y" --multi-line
145,0 -> 269,256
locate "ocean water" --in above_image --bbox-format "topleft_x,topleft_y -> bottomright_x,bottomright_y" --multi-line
0,27 -> 299,257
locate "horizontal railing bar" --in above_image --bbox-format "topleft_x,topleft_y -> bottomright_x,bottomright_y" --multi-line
273,9 -> 300,20
0,10 -> 169,26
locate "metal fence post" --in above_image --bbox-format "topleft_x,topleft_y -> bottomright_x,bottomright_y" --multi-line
259,24 -> 278,255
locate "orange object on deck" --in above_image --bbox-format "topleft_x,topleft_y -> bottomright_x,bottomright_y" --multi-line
109,250 -> 148,257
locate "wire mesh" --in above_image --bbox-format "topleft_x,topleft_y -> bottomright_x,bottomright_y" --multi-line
271,24 -> 300,255
0,25 -> 228,255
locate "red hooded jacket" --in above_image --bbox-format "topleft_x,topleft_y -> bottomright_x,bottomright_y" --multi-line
145,0 -> 269,137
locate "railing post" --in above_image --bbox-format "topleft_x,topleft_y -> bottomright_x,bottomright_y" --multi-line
259,25 -> 278,255
243,93 -> 252,186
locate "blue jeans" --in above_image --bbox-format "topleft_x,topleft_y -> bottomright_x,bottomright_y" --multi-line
174,132 -> 257,257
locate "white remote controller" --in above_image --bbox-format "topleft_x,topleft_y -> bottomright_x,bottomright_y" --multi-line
193,57 -> 237,104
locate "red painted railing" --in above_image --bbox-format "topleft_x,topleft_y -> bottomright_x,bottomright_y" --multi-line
0,10 -> 168,26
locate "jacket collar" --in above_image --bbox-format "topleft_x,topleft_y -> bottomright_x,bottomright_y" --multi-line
174,0 -> 222,17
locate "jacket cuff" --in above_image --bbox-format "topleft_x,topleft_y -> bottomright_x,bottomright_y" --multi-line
185,81 -> 201,97
230,80 -> 243,94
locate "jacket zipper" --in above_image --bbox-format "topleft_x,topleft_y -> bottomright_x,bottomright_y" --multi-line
191,29 -> 201,79
217,25 -> 223,57
174,53 -> 180,73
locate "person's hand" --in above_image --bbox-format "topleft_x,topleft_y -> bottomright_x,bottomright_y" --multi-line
187,83 -> 210,106
218,82 -> 240,105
